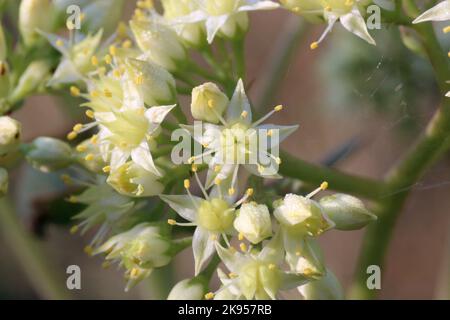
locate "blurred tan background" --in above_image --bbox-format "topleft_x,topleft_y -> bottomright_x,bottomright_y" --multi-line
1,4 -> 449,299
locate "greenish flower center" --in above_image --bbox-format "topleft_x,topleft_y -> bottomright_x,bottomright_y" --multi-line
197,198 -> 235,232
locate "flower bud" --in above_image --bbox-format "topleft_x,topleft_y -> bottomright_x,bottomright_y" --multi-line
0,167 -> 8,197
299,268 -> 344,300
274,194 -> 333,236
0,116 -> 21,156
167,276 -> 207,300
191,82 -> 229,124
130,19 -> 187,71
319,194 -> 376,230
234,202 -> 272,244
125,58 -> 176,106
19,0 -> 56,46
25,137 -> 73,172
107,161 -> 165,198
9,60 -> 51,104
161,0 -> 205,47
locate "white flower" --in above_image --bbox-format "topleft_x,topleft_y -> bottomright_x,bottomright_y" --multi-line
183,79 -> 298,192
210,231 -> 310,300
160,171 -> 255,275
234,202 -> 272,244
413,0 -> 450,24
41,30 -> 103,86
282,0 -> 375,47
94,223 -> 173,291
175,0 -> 280,43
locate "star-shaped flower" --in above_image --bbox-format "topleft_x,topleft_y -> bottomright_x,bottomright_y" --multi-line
174,0 -> 280,43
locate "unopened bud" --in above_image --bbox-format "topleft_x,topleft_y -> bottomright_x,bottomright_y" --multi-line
25,137 -> 73,172
298,268 -> 344,300
191,82 -> 228,124
9,60 -> 51,103
0,116 -> 21,156
167,276 -> 207,300
19,0 -> 56,46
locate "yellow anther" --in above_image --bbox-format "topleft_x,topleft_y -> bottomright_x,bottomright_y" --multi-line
90,90 -> 100,98
73,123 -> 83,132
274,104 -> 283,112
85,154 -> 95,161
109,45 -> 117,56
91,55 -> 99,66
210,234 -> 218,241
241,110 -> 248,118
246,188 -> 254,196
214,165 -> 221,173
267,129 -> 273,137
320,181 -> 329,190
55,39 -> 64,47
117,22 -> 128,38
275,157 -> 282,165
113,69 -> 122,78
70,86 -> 80,97
238,233 -> 244,241
188,157 -> 195,164
122,40 -> 132,48
167,219 -> 177,226
102,166 -> 111,173
76,145 -> 87,153
268,264 -> 276,270
191,164 -> 198,172
85,110 -> 95,119
228,188 -> 235,196
239,242 -> 248,252
207,99 -> 215,108
295,251 -> 301,256
70,225 -> 79,234
303,268 -> 315,276
214,178 -> 222,185
325,5 -> 331,11
228,272 -> 238,279
310,42 -> 319,50
184,179 -> 190,189
104,54 -> 112,65
84,245 -> 94,256
135,74 -> 144,85
67,131 -> 78,140
444,26 -> 450,34
104,88 -> 112,98
204,292 -> 215,300
345,0 -> 354,6
90,135 -> 99,144
130,268 -> 140,278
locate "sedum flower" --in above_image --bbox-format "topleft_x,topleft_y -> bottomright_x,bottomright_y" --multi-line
211,231 -> 310,300
282,0 -> 375,47
94,223 -> 173,291
233,202 -> 272,244
42,30 -> 103,86
19,0 -> 56,46
191,82 -> 229,124
184,79 -> 298,191
0,166 -> 7,197
0,116 -> 21,156
413,1 -> 450,24
69,181 -> 138,247
167,276 -> 208,300
161,0 -> 205,47
130,18 -> 187,71
175,0 -> 280,43
319,193 -> 376,230
75,138 -> 110,174
107,161 -> 165,197
160,169 -> 255,275
124,58 -> 177,106
25,137 -> 74,172
273,183 -> 334,276
98,104 -> 175,175
298,268 -> 344,300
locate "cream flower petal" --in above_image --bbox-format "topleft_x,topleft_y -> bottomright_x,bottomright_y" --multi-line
413,0 -> 450,23
193,227 -> 216,275
131,141 -> 160,176
205,15 -> 229,44
340,9 -> 376,45
159,194 -> 202,222
226,79 -> 252,124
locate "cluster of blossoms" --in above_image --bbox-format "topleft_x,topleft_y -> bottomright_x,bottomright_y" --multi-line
0,0 -> 446,300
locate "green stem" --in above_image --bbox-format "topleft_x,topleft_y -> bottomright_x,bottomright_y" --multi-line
0,198 -> 70,299
350,18 -> 450,300
279,151 -> 387,200
232,37 -> 246,80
